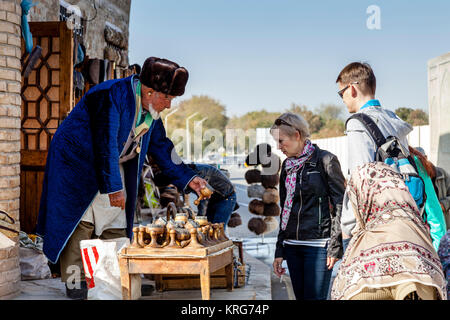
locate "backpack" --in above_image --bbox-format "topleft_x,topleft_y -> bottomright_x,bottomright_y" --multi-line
345,113 -> 426,211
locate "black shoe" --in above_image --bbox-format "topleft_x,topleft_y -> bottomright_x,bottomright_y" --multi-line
141,284 -> 155,296
65,281 -> 88,300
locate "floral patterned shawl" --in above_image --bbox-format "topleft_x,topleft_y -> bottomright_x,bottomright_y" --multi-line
331,162 -> 447,300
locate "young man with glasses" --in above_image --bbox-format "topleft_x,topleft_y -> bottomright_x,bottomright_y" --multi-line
336,62 -> 413,242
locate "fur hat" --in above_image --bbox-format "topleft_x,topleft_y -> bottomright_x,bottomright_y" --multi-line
248,199 -> 265,215
227,212 -> 242,228
261,174 -> 279,189
140,57 -> 189,96
262,188 -> 279,204
247,184 -> 265,199
245,169 -> 261,184
263,203 -> 280,217
263,216 -> 278,234
248,217 -> 267,235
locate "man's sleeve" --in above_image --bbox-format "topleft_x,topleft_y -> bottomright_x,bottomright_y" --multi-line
148,119 -> 197,191
346,118 -> 376,176
90,90 -> 123,194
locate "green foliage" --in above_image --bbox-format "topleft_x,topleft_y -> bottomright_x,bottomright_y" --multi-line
395,107 -> 429,126
162,95 -> 228,137
226,110 -> 281,129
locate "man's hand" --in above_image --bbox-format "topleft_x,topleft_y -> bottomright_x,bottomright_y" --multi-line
108,190 -> 125,210
440,202 -> 446,214
188,176 -> 209,197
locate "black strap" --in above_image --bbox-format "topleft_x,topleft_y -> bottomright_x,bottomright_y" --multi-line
345,113 -> 386,148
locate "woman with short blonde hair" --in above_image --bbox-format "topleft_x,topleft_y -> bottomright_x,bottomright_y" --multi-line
271,112 -> 345,300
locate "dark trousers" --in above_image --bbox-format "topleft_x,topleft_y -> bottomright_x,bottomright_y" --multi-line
284,244 -> 332,300
198,192 -> 237,228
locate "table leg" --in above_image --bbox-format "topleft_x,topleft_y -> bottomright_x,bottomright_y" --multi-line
119,257 -> 132,300
225,263 -> 234,291
200,266 -> 211,300
155,274 -> 164,292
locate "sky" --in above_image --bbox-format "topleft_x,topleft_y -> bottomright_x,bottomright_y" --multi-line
128,0 -> 450,118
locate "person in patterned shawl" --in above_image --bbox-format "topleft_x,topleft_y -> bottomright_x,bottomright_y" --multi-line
331,162 -> 447,300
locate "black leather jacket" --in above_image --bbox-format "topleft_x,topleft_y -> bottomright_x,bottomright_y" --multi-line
275,145 -> 345,259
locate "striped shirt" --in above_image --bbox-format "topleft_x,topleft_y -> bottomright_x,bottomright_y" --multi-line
284,238 -> 330,248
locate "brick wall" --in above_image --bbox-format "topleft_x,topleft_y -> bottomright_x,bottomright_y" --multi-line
0,0 -> 22,300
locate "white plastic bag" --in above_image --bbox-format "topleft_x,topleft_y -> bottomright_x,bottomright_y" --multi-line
80,237 -> 141,300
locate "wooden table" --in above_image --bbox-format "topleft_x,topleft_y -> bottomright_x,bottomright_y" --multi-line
118,240 -> 234,300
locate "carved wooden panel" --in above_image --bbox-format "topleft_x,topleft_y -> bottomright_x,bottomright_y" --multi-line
20,22 -> 73,234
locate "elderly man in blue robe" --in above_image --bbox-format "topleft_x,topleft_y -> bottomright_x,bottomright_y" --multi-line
36,57 -> 208,299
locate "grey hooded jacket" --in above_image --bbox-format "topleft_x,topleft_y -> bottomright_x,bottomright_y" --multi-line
341,105 -> 413,236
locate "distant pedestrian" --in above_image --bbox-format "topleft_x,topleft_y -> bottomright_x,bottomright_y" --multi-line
270,113 -> 345,300
331,162 -> 447,300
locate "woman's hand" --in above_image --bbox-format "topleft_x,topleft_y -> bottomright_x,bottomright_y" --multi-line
327,256 -> 339,270
273,257 -> 286,277
108,190 -> 125,210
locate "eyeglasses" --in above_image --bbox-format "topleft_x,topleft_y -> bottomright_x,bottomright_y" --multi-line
338,81 -> 359,98
274,118 -> 301,134
275,118 -> 294,128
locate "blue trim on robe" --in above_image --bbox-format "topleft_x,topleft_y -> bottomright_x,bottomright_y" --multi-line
36,76 -> 196,264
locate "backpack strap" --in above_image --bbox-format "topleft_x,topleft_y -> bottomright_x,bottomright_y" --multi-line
345,113 -> 386,148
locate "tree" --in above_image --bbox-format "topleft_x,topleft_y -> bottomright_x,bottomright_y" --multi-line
316,104 -> 344,122
395,107 -> 429,126
226,110 -> 281,130
395,107 -> 413,122
161,95 -> 228,158
408,109 -> 429,126
287,103 -> 324,134
162,95 -> 228,136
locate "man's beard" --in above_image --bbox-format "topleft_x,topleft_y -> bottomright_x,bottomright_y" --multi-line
147,103 -> 161,120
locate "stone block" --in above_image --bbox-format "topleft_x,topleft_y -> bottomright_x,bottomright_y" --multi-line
0,21 -> 15,34
0,32 -> 7,44
0,280 -> 20,299
0,187 -> 20,200
0,92 -> 17,104
0,80 -> 6,92
0,177 -> 20,188
7,34 -> 20,47
0,256 -> 19,273
0,43 -> 16,57
6,12 -> 20,25
7,81 -> 20,94
0,141 -> 20,153
0,164 -> 20,176
6,56 -> 20,69
0,1 -> 16,13
0,129 -> 20,141
0,117 -> 20,129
